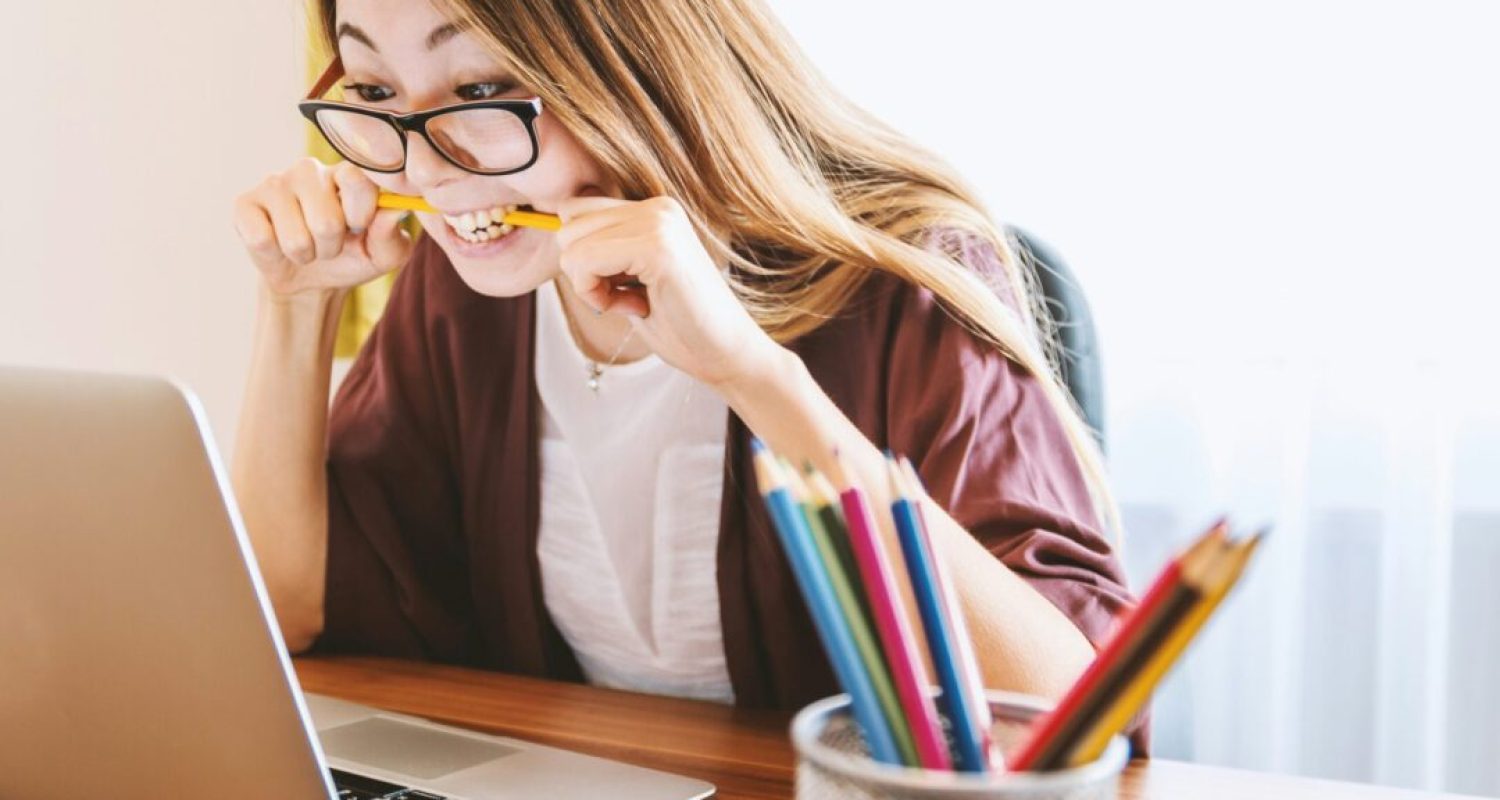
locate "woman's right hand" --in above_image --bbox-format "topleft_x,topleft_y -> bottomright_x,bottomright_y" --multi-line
233,157 -> 414,298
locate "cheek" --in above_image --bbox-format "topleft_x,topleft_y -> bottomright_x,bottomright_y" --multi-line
517,115 -> 616,200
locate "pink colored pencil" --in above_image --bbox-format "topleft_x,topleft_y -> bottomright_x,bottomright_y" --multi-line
828,452 -> 952,770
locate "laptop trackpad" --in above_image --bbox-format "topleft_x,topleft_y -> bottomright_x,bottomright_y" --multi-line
320,717 -> 519,779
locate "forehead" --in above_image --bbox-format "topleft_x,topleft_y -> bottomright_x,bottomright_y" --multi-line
333,0 -> 490,63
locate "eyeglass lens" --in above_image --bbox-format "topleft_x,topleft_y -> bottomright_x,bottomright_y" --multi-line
314,107 -> 533,172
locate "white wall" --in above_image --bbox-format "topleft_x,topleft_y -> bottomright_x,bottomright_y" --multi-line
0,2 -> 305,454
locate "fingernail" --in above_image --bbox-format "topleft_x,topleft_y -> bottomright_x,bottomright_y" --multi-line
351,227 -> 365,235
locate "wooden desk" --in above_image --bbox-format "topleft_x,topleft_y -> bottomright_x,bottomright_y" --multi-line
295,656 -> 1470,800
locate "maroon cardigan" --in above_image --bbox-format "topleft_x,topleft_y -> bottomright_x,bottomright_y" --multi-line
316,234 -> 1142,746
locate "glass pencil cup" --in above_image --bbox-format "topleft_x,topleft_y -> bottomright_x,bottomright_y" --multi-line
790,691 -> 1129,800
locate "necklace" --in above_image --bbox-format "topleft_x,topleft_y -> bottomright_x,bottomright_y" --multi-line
555,280 -> 638,393
584,325 -> 637,393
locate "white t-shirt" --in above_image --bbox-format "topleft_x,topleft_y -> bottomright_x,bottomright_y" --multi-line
532,279 -> 735,702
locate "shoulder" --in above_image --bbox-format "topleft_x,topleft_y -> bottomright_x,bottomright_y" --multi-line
789,227 -> 1047,437
798,228 -> 1025,376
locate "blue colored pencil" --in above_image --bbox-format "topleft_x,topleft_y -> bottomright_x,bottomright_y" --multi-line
751,440 -> 902,765
787,463 -> 920,767
887,455 -> 992,772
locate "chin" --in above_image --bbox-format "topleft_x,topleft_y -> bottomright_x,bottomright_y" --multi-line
422,216 -> 555,298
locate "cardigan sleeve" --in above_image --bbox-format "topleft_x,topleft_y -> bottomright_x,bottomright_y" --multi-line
312,239 -> 472,659
883,234 -> 1135,654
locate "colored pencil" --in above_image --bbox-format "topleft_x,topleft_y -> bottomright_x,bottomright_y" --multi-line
804,465 -> 877,635
888,456 -> 992,772
1007,521 -> 1229,771
784,463 -> 919,767
1062,531 -> 1264,766
896,457 -> 998,771
828,452 -> 953,770
750,442 -> 902,765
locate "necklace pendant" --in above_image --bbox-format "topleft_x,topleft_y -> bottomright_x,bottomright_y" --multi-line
586,362 -> 602,393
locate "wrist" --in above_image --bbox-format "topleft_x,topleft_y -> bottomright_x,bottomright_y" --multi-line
258,281 -> 347,320
711,336 -> 799,408
254,281 -> 349,362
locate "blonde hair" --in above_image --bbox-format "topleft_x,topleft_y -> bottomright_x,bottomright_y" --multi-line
314,0 -> 1122,538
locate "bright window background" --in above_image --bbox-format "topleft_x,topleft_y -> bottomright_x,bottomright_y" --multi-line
768,0 -> 1500,793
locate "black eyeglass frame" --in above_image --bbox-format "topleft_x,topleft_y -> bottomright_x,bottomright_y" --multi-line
297,97 -> 544,176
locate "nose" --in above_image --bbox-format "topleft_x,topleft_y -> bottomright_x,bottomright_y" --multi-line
402,131 -> 466,191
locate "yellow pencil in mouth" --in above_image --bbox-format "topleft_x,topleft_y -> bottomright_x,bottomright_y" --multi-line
376,192 -> 561,231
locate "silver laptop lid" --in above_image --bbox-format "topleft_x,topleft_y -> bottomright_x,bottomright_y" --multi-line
0,367 -> 335,799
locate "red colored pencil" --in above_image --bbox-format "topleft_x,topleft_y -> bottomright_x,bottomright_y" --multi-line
1007,520 -> 1228,771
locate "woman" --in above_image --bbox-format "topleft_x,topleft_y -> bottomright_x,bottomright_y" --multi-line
231,0 -> 1135,723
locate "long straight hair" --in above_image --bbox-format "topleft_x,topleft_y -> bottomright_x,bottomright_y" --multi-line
314,0 -> 1122,538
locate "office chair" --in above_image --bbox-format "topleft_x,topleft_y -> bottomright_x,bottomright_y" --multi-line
1006,226 -> 1106,453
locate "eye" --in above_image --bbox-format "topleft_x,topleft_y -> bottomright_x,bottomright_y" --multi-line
455,81 -> 516,102
342,83 -> 395,103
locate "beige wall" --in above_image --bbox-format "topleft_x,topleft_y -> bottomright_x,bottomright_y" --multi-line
0,2 -> 304,455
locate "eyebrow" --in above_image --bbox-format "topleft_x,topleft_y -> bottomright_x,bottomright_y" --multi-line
335,21 -> 466,54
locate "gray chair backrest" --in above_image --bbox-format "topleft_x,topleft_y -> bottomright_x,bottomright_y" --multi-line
1006,226 -> 1106,453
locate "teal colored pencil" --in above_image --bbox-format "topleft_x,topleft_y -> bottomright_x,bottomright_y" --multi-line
784,461 -> 920,767
752,442 -> 902,765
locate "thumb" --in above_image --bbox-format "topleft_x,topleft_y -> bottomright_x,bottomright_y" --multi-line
363,208 -> 415,271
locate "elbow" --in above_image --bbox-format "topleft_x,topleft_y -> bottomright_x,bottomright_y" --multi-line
277,609 -> 324,655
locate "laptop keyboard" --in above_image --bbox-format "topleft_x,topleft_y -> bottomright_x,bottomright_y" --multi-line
330,767 -> 446,799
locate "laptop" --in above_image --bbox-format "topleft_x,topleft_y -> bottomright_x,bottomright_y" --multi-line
0,366 -> 715,800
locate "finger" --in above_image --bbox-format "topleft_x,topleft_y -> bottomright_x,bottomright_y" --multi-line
289,164 -> 348,261
558,230 -> 654,310
260,186 -> 317,266
232,195 -> 285,269
557,194 -> 628,222
600,285 -> 650,318
333,161 -> 378,235
555,196 -> 637,246
363,207 -> 414,271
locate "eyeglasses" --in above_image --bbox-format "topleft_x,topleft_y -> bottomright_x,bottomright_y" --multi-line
299,56 -> 542,176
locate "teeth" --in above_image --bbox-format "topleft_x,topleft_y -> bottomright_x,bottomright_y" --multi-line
443,203 -> 524,243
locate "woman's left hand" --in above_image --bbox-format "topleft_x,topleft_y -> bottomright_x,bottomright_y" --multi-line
555,195 -> 780,389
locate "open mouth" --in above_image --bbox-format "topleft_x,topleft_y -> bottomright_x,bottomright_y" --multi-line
441,203 -> 535,244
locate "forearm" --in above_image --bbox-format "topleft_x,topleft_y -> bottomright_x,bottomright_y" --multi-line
230,284 -> 346,651
715,345 -> 1095,699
